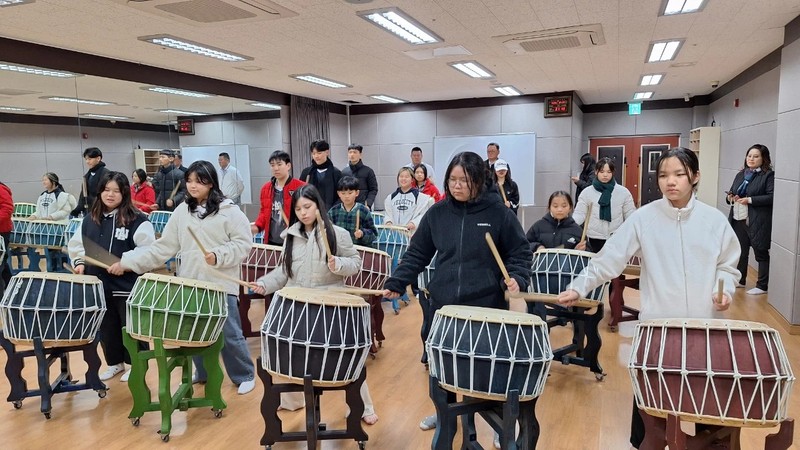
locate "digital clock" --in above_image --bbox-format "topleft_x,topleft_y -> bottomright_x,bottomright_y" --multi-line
544,95 -> 572,118
177,118 -> 195,135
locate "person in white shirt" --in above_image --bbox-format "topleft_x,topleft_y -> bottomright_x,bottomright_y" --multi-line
217,152 -> 245,205
384,167 -> 433,233
30,172 -> 76,223
404,147 -> 436,185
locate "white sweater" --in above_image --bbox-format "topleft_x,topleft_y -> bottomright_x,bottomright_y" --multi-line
383,189 -> 433,231
567,196 -> 740,320
572,183 -> 636,240
31,190 -> 75,223
121,200 -> 252,295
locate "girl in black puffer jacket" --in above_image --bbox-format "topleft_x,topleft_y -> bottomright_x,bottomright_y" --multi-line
526,191 -> 584,252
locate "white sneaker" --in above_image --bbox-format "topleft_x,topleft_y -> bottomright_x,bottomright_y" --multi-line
494,431 -> 501,449
747,287 -> 767,295
237,379 -> 255,395
99,363 -> 125,381
120,368 -> 131,382
419,414 -> 437,431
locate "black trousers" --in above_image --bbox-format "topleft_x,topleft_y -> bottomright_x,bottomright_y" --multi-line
99,291 -> 147,365
731,219 -> 770,290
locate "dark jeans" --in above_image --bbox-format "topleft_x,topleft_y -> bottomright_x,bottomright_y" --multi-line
100,291 -> 147,365
731,219 -> 769,290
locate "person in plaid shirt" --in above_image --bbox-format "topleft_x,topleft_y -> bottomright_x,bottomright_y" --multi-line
328,176 -> 376,247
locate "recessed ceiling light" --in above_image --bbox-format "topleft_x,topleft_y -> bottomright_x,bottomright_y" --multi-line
493,86 -> 522,96
633,92 -> 654,100
449,61 -> 495,79
291,74 -> 352,89
369,94 -> 407,104
156,109 -> 206,116
640,74 -> 665,86
0,0 -> 34,7
662,0 -> 706,15
249,102 -> 282,110
0,63 -> 76,78
358,7 -> 442,45
81,113 -> 133,120
46,96 -> 114,106
647,40 -> 684,62
143,86 -> 213,98
138,35 -> 252,62
0,106 -> 30,111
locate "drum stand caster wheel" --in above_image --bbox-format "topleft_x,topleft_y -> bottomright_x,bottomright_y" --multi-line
358,441 -> 366,450
158,431 -> 169,442
213,409 -> 223,418
12,401 -> 22,409
594,373 -> 606,381
97,389 -> 108,398
131,417 -> 140,427
609,326 -> 618,333
43,411 -> 51,420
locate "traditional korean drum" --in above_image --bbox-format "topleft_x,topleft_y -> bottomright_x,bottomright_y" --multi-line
344,245 -> 391,291
26,220 -> 67,248
240,244 -> 283,283
63,218 -> 83,246
375,225 -> 410,270
148,211 -> 172,237
12,202 -> 35,219
126,273 -> 227,347
370,211 -> 385,226
623,254 -> 642,277
629,318 -> 795,427
260,287 -> 372,387
426,305 -> 553,401
0,272 -> 106,347
529,248 -> 609,305
10,219 -> 28,246
418,254 -> 437,296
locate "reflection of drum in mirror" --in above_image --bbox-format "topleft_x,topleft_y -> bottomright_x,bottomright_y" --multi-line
260,287 -> 372,387
12,202 -> 36,218
26,220 -> 67,248
63,218 -> 82,246
529,249 -> 608,304
126,273 -> 228,347
344,246 -> 391,291
427,305 -> 552,401
629,319 -> 794,427
0,272 -> 106,347
375,225 -> 410,269
241,244 -> 283,283
148,211 -> 172,237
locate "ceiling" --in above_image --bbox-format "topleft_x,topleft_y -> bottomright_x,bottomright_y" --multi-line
1,0 -> 800,124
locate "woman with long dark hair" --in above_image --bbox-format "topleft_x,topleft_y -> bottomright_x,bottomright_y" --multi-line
30,172 -> 75,222
414,163 -> 443,202
571,152 -> 596,200
130,168 -> 156,214
112,160 -> 257,394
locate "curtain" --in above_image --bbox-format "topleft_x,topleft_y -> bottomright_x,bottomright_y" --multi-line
289,95 -> 330,177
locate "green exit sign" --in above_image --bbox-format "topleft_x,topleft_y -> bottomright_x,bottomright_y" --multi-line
628,102 -> 642,115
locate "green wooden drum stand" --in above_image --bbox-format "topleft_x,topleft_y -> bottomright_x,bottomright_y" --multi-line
122,328 -> 226,443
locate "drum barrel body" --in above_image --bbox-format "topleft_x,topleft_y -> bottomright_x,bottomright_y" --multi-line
12,203 -> 36,218
10,219 -> 28,245
241,244 -> 283,283
344,246 -> 391,291
148,211 -> 172,236
530,249 -> 607,302
629,320 -> 795,427
0,273 -> 106,347
27,220 -> 66,248
375,226 -> 409,269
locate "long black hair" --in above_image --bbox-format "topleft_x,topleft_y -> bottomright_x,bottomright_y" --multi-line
133,168 -> 148,186
744,144 -> 773,172
656,147 -> 700,191
282,184 -> 338,279
443,151 -> 487,201
90,171 -> 141,227
185,160 -> 225,219
43,172 -> 63,193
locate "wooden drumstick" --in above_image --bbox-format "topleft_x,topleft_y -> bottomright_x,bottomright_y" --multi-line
580,203 -> 593,243
315,210 -> 333,259
168,182 -> 180,201
82,255 -> 111,270
187,228 -> 209,255
332,287 -> 386,297
716,279 -> 723,304
484,232 -> 511,284
355,210 -> 361,231
280,209 -> 289,227
62,263 -> 76,274
205,266 -> 252,289
498,182 -> 508,203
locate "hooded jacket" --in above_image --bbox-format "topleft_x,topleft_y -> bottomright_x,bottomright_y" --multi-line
71,161 -> 110,217
526,214 -> 582,251
342,160 -> 379,207
384,191 -> 531,310
300,159 -> 342,210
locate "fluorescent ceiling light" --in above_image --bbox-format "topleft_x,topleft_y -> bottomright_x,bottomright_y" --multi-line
633,92 -> 654,100
81,113 -> 133,120
157,109 -> 206,116
249,102 -> 282,110
0,0 -> 34,7
144,86 -> 213,98
358,7 -> 442,45
493,86 -> 522,96
47,96 -> 113,106
291,74 -> 351,89
662,0 -> 706,15
449,61 -> 495,79
647,40 -> 683,62
0,106 -> 30,111
138,35 -> 252,62
370,94 -> 407,104
640,74 -> 664,86
0,63 -> 76,78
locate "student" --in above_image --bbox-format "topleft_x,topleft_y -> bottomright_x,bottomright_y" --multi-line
68,172 -> 156,381
250,184 -> 379,424
299,140 -> 342,210
383,167 -> 433,233
71,147 -> 110,217
572,157 -> 635,252
382,151 -> 531,433
151,149 -> 187,212
217,152 -> 245,205
493,159 -> 519,215
414,164 -> 443,202
404,147 -> 436,183
557,147 -> 740,449
29,172 -> 76,222
252,150 -> 306,246
571,153 -> 596,200
341,144 -> 379,209
112,160 -> 256,395
328,176 -> 377,247
131,169 -> 156,214
526,191 -> 583,252
0,180 -> 13,288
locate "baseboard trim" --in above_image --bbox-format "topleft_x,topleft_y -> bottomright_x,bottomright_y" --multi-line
766,302 -> 800,335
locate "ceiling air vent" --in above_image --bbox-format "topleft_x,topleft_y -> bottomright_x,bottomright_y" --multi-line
493,23 -> 605,54
116,0 -> 297,26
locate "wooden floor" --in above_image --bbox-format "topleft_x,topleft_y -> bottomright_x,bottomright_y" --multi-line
0,272 -> 798,449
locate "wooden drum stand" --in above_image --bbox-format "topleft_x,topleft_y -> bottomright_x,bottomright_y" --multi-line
639,412 -> 794,450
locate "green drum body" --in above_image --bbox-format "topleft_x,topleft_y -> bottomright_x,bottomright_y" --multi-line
126,273 -> 227,347
12,203 -> 35,219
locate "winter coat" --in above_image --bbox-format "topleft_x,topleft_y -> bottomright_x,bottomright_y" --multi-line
573,183 -> 636,240
253,177 -> 306,232
152,164 -> 187,211
497,178 -> 520,215
384,191 -> 531,310
31,187 -> 75,223
0,182 -> 13,234
574,168 -> 595,200
255,221 -> 361,293
383,188 -> 433,231
726,169 -> 774,250
342,160 -> 379,207
71,161 -> 110,217
526,214 -> 582,251
131,183 -> 156,214
418,180 -> 443,203
300,159 -> 342,210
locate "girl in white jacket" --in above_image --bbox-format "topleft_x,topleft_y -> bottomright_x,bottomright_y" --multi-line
251,184 -> 379,425
30,173 -> 75,223
572,158 -> 636,252
383,167 -> 432,233
558,147 -> 740,449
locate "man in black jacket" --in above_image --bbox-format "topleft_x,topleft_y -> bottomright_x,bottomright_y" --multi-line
342,144 -> 378,209
71,147 -> 110,217
151,149 -> 186,211
299,140 -> 342,210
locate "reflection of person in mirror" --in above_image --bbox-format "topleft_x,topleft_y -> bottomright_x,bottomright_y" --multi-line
217,152 -> 244,205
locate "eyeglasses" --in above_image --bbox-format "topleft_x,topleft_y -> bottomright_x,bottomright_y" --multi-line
447,178 -> 468,187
